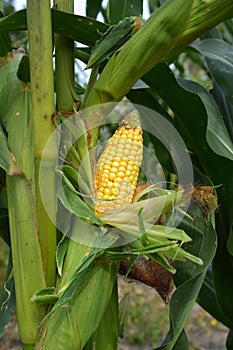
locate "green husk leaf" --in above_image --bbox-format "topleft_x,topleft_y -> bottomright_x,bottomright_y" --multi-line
36,259 -> 119,350
0,124 -> 18,173
84,281 -> 119,350
100,190 -> 183,226
0,253 -> 16,337
56,235 -> 69,277
31,287 -> 58,304
119,292 -> 130,338
56,169 -> 102,226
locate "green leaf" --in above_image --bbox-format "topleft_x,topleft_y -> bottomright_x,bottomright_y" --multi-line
172,330 -> 189,350
0,124 -> 17,173
107,0 -> 143,24
17,54 -> 30,83
86,16 -> 140,69
86,0 -> 103,19
52,9 -> 109,47
0,9 -> 27,33
84,282 -> 119,350
142,62 -> 233,235
119,292 -> 130,338
0,54 -> 22,122
31,287 -> 58,304
211,80 -> 233,143
0,253 -> 16,337
197,268 -> 232,328
75,47 -> 91,65
0,208 -> 9,246
226,329 -> 233,350
0,11 -> 12,58
193,38 -> 233,140
212,234 -> 233,326
177,78 -> 233,161
36,259 -> 119,350
56,169 -> 102,226
0,9 -> 109,48
56,235 -> 69,277
156,201 -> 217,349
193,38 -> 233,104
127,88 -> 175,174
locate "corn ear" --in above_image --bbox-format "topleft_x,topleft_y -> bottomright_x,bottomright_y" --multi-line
94,111 -> 143,215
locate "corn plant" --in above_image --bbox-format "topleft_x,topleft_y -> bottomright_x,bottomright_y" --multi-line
0,0 -> 233,349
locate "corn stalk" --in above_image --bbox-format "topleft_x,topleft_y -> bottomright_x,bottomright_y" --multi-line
27,0 -> 57,288
4,0 -> 57,347
5,85 -> 47,348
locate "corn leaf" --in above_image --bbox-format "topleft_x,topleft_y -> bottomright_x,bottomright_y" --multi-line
86,16 -> 140,69
142,61 -> 233,236
107,0 -> 143,24
17,54 -> 30,84
147,225 -> 192,243
177,78 -> 233,161
0,252 -> 16,337
197,268 -> 232,328
119,292 -> 130,338
127,88 -> 175,175
0,208 -> 9,245
156,200 -> 217,349
0,11 -> 12,58
193,38 -> 233,104
86,0 -> 103,19
0,125 -> 17,173
105,241 -> 179,258
56,235 -> 69,277
56,169 -> 102,226
0,9 -> 109,47
31,287 -> 58,304
0,54 -> 23,121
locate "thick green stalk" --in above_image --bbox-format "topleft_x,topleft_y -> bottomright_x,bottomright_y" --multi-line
5,85 -> 47,348
27,0 -> 57,287
7,175 -> 46,349
54,0 -> 75,111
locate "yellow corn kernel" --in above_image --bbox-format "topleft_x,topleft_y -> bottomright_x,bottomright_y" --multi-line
94,111 -> 143,215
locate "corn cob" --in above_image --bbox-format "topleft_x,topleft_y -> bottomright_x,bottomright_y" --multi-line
94,111 -> 143,215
